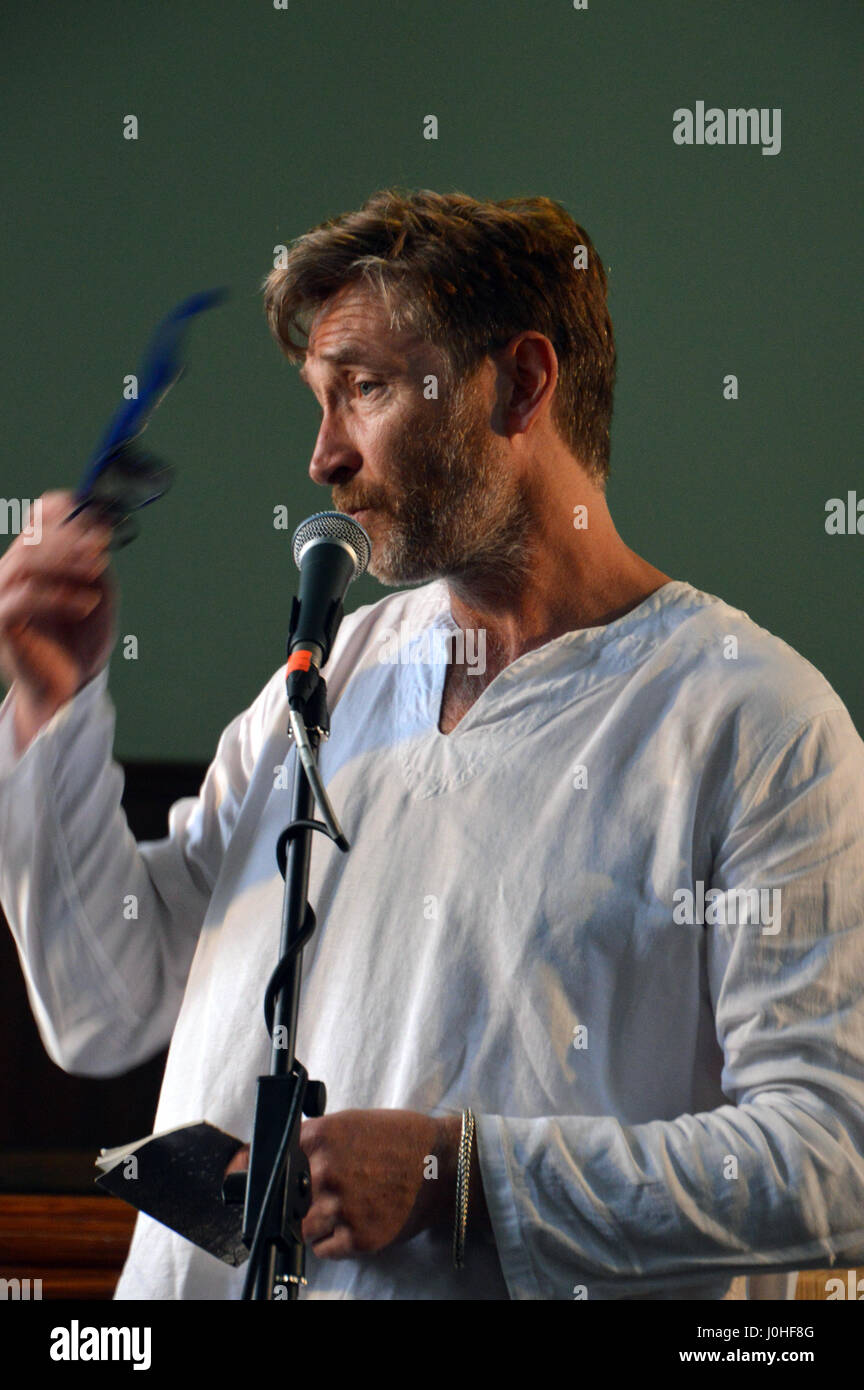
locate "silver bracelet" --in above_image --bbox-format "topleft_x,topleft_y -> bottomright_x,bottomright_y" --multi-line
452,1108 -> 475,1270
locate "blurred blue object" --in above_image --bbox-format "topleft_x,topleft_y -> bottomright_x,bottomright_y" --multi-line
65,287 -> 228,547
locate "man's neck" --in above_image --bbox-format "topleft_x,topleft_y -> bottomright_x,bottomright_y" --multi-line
444,524 -> 672,670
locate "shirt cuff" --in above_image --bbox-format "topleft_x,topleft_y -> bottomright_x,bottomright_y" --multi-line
474,1112 -> 544,1299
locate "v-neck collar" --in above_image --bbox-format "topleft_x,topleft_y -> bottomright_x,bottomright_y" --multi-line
393,578 -> 710,798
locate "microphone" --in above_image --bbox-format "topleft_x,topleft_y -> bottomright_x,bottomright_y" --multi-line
285,511 -> 372,710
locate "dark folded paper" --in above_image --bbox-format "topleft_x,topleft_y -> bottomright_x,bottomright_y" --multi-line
95,1121 -> 248,1267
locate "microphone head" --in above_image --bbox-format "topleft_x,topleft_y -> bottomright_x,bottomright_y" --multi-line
291,510 -> 372,581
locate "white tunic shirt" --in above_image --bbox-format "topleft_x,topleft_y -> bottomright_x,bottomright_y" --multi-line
1,577 -> 863,1300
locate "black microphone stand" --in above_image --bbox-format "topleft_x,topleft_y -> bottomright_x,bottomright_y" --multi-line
226,597 -> 350,1300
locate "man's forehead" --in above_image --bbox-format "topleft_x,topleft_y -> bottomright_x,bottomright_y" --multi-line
303,284 -> 431,372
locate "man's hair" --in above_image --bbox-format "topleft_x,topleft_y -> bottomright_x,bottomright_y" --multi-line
262,187 -> 616,485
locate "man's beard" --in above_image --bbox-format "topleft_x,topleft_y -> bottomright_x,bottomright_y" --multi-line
336,378 -> 535,595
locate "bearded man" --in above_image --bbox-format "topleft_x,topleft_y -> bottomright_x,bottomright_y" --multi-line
1,188 -> 863,1301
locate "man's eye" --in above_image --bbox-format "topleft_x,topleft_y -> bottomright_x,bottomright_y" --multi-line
357,381 -> 380,397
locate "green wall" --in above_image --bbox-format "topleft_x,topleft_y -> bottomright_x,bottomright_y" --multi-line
1,0 -> 860,758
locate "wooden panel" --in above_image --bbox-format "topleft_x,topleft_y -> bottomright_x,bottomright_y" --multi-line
0,1194 -> 136,1300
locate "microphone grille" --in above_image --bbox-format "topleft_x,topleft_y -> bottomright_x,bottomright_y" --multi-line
291,510 -> 372,580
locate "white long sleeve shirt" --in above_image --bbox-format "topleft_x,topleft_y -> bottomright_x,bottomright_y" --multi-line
1,577 -> 863,1301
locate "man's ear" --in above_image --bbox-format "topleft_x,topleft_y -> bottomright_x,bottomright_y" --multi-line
492,332 -> 559,437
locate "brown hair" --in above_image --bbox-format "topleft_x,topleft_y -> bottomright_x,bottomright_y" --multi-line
262,187 -> 616,485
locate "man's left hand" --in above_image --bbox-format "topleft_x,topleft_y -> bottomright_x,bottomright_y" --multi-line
225,1108 -> 487,1260
299,1108 -> 459,1258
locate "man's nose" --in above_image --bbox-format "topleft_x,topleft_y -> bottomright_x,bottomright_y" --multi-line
308,413 -> 363,488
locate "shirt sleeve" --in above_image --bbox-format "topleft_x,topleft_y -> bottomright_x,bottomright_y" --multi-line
0,666 -> 270,1077
474,704 -> 864,1298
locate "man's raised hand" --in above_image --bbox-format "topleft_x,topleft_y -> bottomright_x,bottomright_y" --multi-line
0,491 -> 116,753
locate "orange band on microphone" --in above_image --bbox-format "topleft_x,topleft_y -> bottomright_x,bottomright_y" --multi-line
286,649 -> 313,675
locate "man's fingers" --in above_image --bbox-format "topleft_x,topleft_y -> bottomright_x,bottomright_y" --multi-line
0,579 -> 105,631
307,1228 -> 353,1260
35,491 -> 113,541
39,490 -> 80,513
22,491 -> 111,540
51,512 -> 114,556
224,1144 -> 250,1177
8,548 -> 110,585
60,514 -> 115,551
0,509 -> 113,584
0,521 -> 111,585
302,1194 -> 345,1254
219,1137 -> 347,1254
300,1117 -> 323,1152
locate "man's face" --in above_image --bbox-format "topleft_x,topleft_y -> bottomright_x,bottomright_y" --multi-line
300,284 -> 531,588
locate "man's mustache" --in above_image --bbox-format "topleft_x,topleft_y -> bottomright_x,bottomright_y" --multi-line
335,496 -> 387,514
